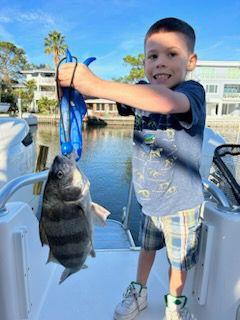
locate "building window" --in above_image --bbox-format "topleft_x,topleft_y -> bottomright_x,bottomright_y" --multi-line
109,104 -> 113,111
222,103 -> 239,115
222,104 -> 228,115
40,86 -> 55,92
224,84 -> 240,93
96,104 -> 105,111
206,84 -> 218,93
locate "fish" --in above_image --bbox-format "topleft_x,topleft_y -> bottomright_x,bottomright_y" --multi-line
39,154 -> 110,284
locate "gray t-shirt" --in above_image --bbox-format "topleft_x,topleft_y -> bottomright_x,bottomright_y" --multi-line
118,80 -> 206,217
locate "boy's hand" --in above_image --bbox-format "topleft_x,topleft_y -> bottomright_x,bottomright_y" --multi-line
58,63 -> 99,96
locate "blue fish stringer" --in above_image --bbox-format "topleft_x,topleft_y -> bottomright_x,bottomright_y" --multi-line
56,49 -> 96,161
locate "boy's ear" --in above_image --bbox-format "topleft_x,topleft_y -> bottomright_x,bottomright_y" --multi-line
187,53 -> 197,71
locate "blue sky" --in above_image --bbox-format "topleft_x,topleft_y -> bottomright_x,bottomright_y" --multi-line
0,0 -> 240,79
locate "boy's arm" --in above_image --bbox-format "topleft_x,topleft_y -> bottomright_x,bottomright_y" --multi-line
58,63 -> 190,115
116,80 -> 148,116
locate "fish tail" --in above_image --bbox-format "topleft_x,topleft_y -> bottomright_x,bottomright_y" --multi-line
59,265 -> 87,284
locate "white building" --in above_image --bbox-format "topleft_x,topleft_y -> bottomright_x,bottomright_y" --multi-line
21,60 -> 240,116
188,61 -> 240,116
21,69 -> 56,111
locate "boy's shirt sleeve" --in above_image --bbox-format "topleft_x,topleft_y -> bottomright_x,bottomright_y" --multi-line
173,80 -> 206,129
116,102 -> 135,116
116,80 -> 148,116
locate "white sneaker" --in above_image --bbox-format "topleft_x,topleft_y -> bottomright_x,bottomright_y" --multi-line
164,294 -> 196,320
114,281 -> 148,320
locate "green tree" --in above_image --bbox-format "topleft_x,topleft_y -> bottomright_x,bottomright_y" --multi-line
15,79 -> 37,112
44,31 -> 67,68
0,41 -> 27,86
23,63 -> 52,70
114,54 -> 145,83
37,96 -> 58,115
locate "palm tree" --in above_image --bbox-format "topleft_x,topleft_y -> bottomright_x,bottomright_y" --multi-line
44,31 -> 67,68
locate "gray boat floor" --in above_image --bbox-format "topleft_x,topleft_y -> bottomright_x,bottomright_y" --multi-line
93,219 -> 133,249
38,249 -> 169,320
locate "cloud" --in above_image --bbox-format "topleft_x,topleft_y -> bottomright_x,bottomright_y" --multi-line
198,41 -> 224,53
0,8 -> 56,28
0,15 -> 11,22
16,11 -> 55,26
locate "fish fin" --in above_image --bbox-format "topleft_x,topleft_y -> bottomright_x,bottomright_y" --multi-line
39,218 -> 49,246
59,265 -> 86,284
91,202 -> 111,226
90,248 -> 96,258
46,250 -> 60,264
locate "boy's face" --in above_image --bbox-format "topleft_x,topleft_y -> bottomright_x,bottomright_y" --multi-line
144,31 -> 197,88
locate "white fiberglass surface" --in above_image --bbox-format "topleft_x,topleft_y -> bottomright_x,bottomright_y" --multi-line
38,249 -> 169,320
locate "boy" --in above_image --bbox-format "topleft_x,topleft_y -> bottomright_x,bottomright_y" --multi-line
58,17 -> 206,320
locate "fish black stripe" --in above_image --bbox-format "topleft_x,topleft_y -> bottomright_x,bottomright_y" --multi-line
47,232 -> 87,245
43,210 -> 84,222
55,253 -> 85,260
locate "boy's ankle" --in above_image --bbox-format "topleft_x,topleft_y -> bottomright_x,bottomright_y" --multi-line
131,281 -> 147,294
165,293 -> 187,310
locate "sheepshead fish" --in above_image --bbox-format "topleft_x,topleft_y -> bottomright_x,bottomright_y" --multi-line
39,154 -> 110,284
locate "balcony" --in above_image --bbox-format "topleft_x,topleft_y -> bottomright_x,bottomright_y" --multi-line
37,77 -> 55,85
34,91 -> 56,100
223,92 -> 240,101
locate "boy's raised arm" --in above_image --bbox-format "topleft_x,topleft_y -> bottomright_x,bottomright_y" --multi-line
58,63 -> 190,115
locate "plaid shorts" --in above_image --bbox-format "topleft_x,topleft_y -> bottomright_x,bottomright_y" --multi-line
139,206 -> 202,271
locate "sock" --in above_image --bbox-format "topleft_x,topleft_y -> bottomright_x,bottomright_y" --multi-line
131,281 -> 147,294
165,294 -> 187,310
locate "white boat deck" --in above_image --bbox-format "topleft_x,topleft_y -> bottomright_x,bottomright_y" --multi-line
38,249 -> 168,320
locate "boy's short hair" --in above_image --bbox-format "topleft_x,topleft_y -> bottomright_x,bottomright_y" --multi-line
145,17 -> 196,53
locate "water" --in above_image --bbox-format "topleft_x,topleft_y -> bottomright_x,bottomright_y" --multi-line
32,124 -> 141,244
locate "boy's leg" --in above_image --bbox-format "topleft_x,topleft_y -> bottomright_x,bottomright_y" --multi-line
163,207 -> 201,319
169,267 -> 187,296
137,248 -> 156,285
114,214 -> 164,320
113,249 -> 151,320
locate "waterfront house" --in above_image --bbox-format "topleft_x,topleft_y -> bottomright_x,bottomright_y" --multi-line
20,60 -> 240,116
187,61 -> 240,116
20,69 -> 56,112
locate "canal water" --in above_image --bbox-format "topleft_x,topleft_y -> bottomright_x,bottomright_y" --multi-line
32,123 -> 141,244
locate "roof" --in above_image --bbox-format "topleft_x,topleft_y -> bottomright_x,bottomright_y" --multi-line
197,60 -> 240,67
21,69 -> 55,74
85,98 -> 116,104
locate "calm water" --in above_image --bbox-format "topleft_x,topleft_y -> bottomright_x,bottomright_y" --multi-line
31,124 -> 141,244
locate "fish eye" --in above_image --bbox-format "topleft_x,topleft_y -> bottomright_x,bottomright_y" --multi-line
56,170 -> 64,179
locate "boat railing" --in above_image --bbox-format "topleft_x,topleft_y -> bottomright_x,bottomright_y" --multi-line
0,170 -> 48,216
121,178 -> 232,229
0,171 -> 232,226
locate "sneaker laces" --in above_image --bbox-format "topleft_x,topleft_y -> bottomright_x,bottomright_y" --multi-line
121,282 -> 141,311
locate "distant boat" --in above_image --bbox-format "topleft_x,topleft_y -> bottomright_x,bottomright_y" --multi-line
21,112 -> 38,126
87,116 -> 107,127
0,102 -> 11,113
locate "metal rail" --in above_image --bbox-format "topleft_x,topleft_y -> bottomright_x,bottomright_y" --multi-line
122,178 -> 232,228
0,171 -> 231,219
0,170 -> 48,215
202,178 -> 231,208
